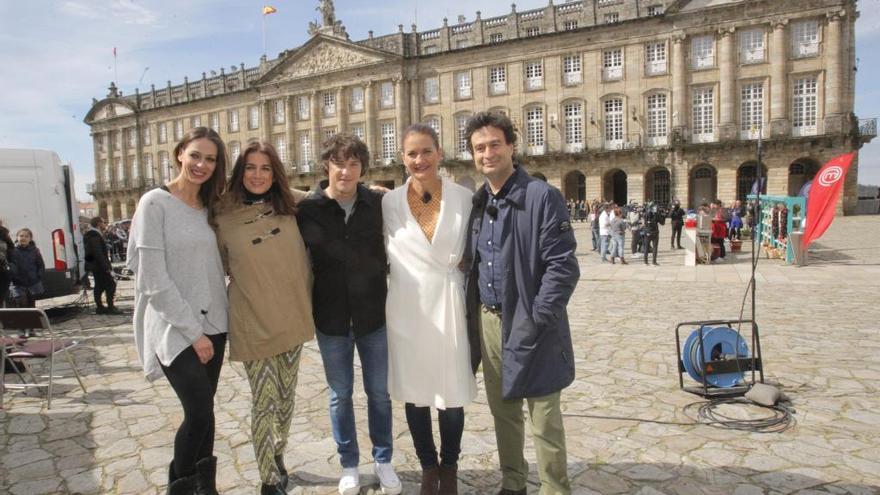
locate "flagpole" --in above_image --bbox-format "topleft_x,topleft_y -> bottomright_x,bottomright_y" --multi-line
114,47 -> 118,85
262,14 -> 267,56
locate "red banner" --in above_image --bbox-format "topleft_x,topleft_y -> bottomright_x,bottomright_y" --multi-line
801,152 -> 855,249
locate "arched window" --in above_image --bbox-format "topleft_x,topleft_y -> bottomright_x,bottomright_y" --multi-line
455,113 -> 472,159
525,105 -> 545,155
604,97 -> 624,149
562,101 -> 584,152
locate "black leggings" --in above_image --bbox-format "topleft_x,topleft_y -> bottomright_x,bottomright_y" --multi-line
643,234 -> 659,264
160,333 -> 227,478
405,403 -> 465,469
671,222 -> 683,248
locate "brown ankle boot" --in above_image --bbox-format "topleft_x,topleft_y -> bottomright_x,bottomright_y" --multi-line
438,464 -> 458,495
420,466 -> 439,495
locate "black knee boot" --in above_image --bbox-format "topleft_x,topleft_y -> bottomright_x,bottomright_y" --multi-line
195,456 -> 219,495
167,462 -> 198,495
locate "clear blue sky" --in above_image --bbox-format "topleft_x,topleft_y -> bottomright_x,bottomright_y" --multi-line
1,0 -> 878,201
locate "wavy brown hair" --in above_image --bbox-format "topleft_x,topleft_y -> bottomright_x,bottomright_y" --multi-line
225,140 -> 298,215
172,127 -> 228,223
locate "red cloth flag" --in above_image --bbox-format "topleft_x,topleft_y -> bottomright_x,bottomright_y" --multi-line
801,152 -> 855,249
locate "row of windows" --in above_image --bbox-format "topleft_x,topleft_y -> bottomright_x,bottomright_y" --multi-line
96,84 -> 400,153
100,75 -> 819,183
421,18 -> 823,107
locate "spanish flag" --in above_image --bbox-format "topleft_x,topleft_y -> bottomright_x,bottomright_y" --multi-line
263,5 -> 277,15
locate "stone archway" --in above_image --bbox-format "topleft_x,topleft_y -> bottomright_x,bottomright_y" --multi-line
455,175 -> 476,192
563,171 -> 586,202
644,167 -> 670,205
736,161 -> 768,201
689,164 -> 717,208
602,169 -> 627,205
788,157 -> 821,196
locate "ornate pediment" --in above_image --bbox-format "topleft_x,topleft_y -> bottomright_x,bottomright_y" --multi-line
278,42 -> 385,81
94,103 -> 134,120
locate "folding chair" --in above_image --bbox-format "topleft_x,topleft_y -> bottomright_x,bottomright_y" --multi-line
0,308 -> 88,410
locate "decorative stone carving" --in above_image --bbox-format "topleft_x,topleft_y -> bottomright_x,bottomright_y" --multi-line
281,44 -> 383,80
308,0 -> 348,39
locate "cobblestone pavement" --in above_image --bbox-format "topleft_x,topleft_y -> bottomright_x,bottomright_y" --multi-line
2,216 -> 879,495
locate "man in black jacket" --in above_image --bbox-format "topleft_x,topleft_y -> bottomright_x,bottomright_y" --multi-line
669,201 -> 685,249
84,217 -> 120,314
296,134 -> 401,495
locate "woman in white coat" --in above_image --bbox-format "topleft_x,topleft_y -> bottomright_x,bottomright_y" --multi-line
383,124 -> 476,495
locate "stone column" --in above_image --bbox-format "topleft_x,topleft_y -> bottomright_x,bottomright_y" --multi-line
627,173 -> 645,204
260,99 -> 271,141
671,35 -> 687,140
718,27 -> 736,141
824,11 -> 845,133
284,95 -> 294,171
310,91 -> 321,163
336,87 -> 348,133
394,77 -> 407,145
365,82 -> 376,160
769,20 -> 789,137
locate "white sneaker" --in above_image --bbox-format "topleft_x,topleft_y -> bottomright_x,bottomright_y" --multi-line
338,467 -> 360,495
374,462 -> 402,494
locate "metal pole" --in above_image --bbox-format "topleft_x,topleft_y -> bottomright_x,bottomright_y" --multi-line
752,132 -> 762,329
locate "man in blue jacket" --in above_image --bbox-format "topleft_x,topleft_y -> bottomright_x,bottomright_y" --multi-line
462,112 -> 579,495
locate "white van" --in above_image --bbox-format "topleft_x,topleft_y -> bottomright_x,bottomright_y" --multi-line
0,148 -> 84,299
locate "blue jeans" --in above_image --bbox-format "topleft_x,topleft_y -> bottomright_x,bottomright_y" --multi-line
611,234 -> 625,259
599,235 -> 610,260
591,226 -> 599,251
316,327 -> 393,468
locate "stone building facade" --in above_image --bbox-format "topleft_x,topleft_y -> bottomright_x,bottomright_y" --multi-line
85,0 -> 873,221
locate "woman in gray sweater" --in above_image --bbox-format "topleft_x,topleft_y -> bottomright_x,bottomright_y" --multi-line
127,127 -> 228,495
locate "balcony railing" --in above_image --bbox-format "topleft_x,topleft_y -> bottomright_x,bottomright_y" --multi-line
858,118 -> 877,140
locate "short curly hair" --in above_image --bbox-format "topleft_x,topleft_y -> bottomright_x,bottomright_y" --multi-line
464,112 -> 517,154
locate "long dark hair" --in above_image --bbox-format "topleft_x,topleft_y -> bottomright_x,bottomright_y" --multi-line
0,224 -> 13,254
172,127 -> 228,221
226,140 -> 298,215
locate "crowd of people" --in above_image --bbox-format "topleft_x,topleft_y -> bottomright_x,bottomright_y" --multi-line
125,112 -> 578,495
575,197 -> 752,265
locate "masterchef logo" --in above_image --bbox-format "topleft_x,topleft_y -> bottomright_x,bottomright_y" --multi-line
817,166 -> 844,187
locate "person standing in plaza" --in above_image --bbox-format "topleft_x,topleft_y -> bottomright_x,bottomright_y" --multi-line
669,200 -> 685,249
609,206 -> 628,264
383,124 -> 477,495
9,228 -> 45,325
214,141 -> 315,495
598,203 -> 614,263
83,217 -> 121,315
297,134 -> 402,495
126,127 -> 228,495
462,112 -> 579,495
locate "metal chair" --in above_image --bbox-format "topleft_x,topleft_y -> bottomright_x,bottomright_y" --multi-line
0,308 -> 88,409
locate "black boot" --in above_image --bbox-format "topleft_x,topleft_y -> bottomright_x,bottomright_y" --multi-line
438,464 -> 458,495
167,462 -> 198,495
195,456 -> 219,495
274,454 -> 289,489
260,482 -> 286,495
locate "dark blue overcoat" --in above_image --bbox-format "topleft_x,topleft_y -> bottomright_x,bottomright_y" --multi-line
464,166 -> 579,400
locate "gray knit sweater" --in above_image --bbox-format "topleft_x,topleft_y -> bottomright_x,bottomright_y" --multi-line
127,188 -> 228,381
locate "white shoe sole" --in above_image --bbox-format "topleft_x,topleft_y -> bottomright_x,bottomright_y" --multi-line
339,485 -> 360,495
